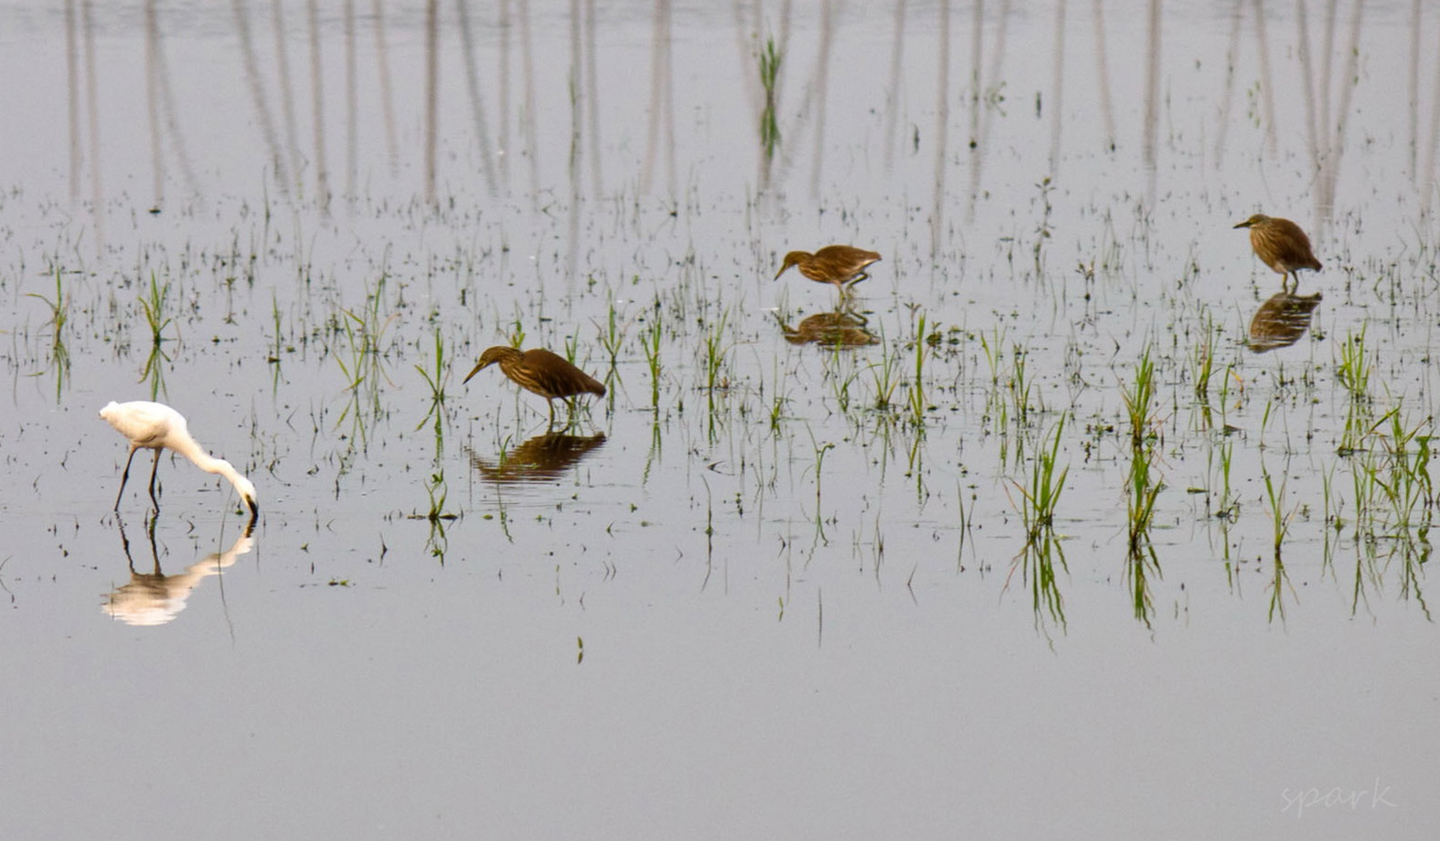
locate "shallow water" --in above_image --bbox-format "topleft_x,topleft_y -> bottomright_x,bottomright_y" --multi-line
2,1 -> 1438,839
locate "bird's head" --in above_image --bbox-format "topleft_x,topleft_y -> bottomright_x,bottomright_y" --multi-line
233,474 -> 259,518
775,252 -> 810,280
464,346 -> 520,384
1234,213 -> 1270,229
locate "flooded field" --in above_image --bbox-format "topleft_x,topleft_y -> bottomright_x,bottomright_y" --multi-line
1,1 -> 1438,838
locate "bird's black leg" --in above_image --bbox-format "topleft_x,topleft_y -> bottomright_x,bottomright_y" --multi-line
114,446 -> 140,511
116,515 -> 136,571
146,448 -> 163,511
143,514 -> 161,573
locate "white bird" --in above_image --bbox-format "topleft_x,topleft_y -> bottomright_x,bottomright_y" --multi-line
99,400 -> 259,518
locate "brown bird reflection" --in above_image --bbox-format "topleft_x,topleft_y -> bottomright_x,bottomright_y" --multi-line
102,519 -> 256,627
470,431 -> 607,484
1247,291 -> 1323,353
776,310 -> 879,348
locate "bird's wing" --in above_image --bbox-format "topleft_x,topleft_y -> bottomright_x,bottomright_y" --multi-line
110,403 -> 177,446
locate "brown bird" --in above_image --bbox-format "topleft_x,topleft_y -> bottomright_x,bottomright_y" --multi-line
1233,214 -> 1322,292
775,245 -> 881,299
463,346 -> 605,425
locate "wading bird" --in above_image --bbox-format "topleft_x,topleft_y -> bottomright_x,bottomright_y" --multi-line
1233,214 -> 1322,292
100,400 -> 259,518
463,346 -> 606,426
774,245 -> 882,300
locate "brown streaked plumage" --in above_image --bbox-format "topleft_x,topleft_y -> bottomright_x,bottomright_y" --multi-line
463,346 -> 605,425
775,245 -> 882,298
1233,214 -> 1322,292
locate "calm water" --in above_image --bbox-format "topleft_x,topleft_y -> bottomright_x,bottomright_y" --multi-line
1,1 -> 1438,839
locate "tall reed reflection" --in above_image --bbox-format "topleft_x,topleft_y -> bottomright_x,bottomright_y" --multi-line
103,517 -> 256,627
372,0 -> 400,174
1047,0 -> 1066,173
144,0 -> 200,208
641,0 -> 676,195
65,0 -> 81,204
343,0 -> 358,198
964,0 -> 1009,224
882,0 -> 906,172
1306,1 -> 1363,226
272,0 -> 302,189
930,0 -> 950,259
69,0 -> 105,249
517,0 -> 541,198
1141,0 -> 1161,201
455,0 -> 499,193
807,0 -> 834,198
423,0 -> 438,204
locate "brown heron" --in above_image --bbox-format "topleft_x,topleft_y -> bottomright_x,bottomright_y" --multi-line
463,346 -> 605,425
775,245 -> 882,299
1233,214 -> 1322,292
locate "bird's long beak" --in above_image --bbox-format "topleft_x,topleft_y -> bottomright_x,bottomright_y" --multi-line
1233,220 -> 1252,229
245,497 -> 260,518
462,360 -> 490,384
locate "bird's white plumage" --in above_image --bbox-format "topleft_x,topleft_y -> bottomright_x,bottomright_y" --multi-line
100,400 -> 259,517
101,400 -> 182,447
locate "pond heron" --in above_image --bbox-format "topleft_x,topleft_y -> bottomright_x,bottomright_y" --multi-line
464,346 -> 605,425
1234,214 -> 1321,292
775,245 -> 882,299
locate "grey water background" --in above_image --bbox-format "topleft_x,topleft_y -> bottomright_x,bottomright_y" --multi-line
1,1 -> 1437,838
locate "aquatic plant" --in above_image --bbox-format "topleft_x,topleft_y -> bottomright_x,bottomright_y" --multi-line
1122,347 -> 1158,447
641,306 -> 663,411
907,314 -> 930,424
414,327 -> 449,432
26,268 -> 71,399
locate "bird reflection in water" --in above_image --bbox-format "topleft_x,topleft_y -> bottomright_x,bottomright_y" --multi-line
470,432 -> 607,484
776,310 -> 878,348
1247,291 -> 1323,353
102,518 -> 256,627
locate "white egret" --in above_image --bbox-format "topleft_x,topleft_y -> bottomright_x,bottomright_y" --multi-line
99,400 -> 259,518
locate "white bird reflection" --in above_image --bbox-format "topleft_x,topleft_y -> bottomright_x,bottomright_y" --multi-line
102,518 -> 255,627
